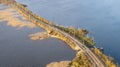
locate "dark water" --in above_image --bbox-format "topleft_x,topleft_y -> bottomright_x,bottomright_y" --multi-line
0,5 -> 75,67
16,0 -> 120,64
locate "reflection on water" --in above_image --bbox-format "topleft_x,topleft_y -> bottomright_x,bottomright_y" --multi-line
16,0 -> 120,64
0,5 -> 75,67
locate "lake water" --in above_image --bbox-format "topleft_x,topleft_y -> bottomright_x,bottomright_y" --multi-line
0,5 -> 75,67
16,0 -> 120,64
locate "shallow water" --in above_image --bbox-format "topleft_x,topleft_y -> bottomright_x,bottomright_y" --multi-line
16,0 -> 120,64
0,5 -> 75,67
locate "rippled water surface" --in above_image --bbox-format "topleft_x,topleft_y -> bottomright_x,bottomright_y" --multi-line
16,0 -> 120,64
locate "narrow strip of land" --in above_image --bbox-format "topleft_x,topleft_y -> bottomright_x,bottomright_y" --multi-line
0,0 -> 117,67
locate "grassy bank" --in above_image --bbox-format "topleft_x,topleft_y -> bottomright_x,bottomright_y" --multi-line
68,52 -> 93,67
49,30 -> 79,50
0,0 -> 118,67
54,25 -> 95,47
92,48 -> 117,67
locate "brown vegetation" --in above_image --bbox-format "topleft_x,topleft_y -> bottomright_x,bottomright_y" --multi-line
92,48 -> 117,67
0,6 -> 36,29
46,61 -> 71,67
29,32 -> 49,40
54,25 -> 95,47
49,30 -> 79,50
0,1 -> 118,66
68,52 -> 93,67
